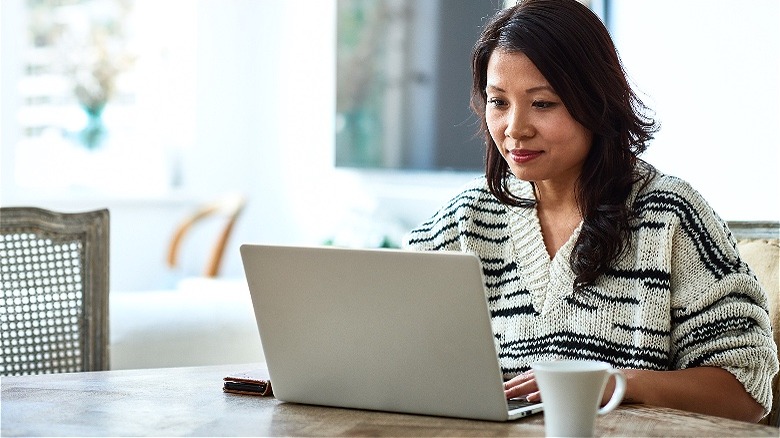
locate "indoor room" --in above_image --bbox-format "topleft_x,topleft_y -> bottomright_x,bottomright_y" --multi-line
1,0 -> 778,435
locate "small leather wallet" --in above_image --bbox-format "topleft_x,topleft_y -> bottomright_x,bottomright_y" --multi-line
223,368 -> 273,396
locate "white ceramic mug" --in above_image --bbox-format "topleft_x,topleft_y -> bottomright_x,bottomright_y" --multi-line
531,360 -> 626,437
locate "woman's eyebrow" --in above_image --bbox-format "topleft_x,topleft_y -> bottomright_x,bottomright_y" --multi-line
525,85 -> 555,94
485,83 -> 556,94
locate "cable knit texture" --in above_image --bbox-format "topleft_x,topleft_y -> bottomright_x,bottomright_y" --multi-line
405,171 -> 778,414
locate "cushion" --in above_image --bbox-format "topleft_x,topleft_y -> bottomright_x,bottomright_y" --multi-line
737,239 -> 780,342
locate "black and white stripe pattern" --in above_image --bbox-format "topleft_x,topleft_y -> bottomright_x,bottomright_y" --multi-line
405,172 -> 778,413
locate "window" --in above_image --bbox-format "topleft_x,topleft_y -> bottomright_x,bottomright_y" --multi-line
334,0 -> 609,172
5,0 -> 196,197
335,0 -> 493,171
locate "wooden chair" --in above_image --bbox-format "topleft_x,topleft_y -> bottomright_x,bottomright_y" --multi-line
730,221 -> 779,427
167,194 -> 246,278
0,207 -> 110,375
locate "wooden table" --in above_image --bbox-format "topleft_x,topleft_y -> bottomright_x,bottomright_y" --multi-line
2,363 -> 777,437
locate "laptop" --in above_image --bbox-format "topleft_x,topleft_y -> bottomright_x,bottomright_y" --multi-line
239,244 -> 543,421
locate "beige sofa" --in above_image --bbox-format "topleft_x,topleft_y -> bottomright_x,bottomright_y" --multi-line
730,221 -> 779,427
109,278 -> 264,370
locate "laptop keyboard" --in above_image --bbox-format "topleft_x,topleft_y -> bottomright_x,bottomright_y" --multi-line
507,398 -> 538,409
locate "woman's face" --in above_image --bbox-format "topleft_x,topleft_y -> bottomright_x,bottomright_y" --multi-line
485,50 -> 593,190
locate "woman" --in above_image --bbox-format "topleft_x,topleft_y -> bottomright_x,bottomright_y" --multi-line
405,0 -> 777,422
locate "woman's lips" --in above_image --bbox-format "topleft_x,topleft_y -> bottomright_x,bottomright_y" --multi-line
509,149 -> 543,164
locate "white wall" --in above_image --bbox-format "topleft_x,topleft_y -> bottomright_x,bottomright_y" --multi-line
610,0 -> 780,221
2,0 -> 778,292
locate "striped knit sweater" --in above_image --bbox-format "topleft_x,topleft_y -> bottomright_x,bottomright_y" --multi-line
405,171 -> 778,413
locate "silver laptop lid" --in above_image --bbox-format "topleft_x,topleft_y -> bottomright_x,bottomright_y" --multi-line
240,244 -> 523,421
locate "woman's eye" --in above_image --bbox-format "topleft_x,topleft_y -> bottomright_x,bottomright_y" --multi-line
532,100 -> 555,109
487,97 -> 506,107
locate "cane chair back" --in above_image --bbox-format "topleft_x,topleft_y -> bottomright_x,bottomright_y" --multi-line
0,207 -> 109,375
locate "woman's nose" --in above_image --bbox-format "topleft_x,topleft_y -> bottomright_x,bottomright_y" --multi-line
505,109 -> 534,139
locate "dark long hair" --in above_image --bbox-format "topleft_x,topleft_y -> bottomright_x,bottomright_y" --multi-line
471,0 -> 659,289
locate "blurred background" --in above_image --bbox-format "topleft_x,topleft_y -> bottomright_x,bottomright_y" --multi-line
1,0 -> 778,326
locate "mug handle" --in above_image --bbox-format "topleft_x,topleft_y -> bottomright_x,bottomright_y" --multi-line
597,369 -> 626,415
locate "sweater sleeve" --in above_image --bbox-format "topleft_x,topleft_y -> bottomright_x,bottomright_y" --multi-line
661,178 -> 778,414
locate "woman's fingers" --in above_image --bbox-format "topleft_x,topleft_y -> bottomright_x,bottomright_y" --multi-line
525,390 -> 541,402
503,370 -> 539,399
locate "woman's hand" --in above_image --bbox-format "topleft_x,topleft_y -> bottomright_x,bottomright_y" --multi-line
503,370 -> 542,402
505,369 -> 620,405
510,366 -> 764,422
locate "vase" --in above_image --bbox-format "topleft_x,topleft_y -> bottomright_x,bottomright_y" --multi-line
78,105 -> 107,150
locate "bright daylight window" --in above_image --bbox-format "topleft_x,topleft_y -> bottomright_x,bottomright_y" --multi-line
11,0 -> 196,196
